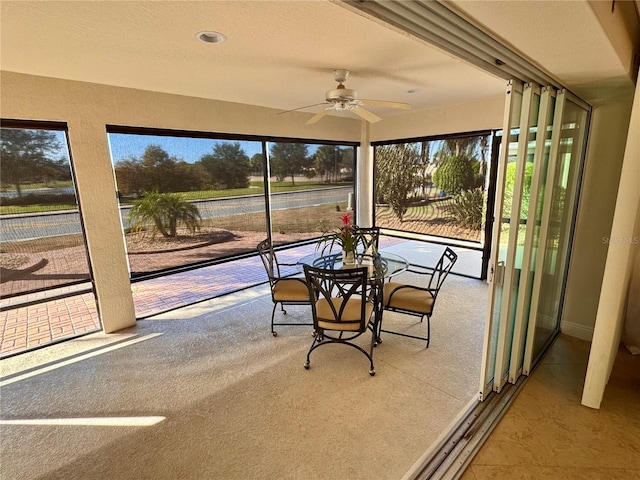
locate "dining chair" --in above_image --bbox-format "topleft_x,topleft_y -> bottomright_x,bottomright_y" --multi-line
303,265 -> 378,376
354,226 -> 380,255
257,239 -> 311,337
381,247 -> 458,347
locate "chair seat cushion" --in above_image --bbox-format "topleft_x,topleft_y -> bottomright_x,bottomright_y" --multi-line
316,297 -> 373,331
273,278 -> 309,301
384,282 -> 434,315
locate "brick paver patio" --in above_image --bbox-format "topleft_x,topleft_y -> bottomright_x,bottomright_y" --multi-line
0,236 -> 433,358
0,241 -> 321,358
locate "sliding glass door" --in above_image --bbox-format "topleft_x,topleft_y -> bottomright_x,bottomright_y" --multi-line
479,81 -> 590,398
510,87 -> 556,381
479,81 -> 523,399
522,97 -> 589,372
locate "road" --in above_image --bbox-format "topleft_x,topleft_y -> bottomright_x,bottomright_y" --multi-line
0,187 -> 352,242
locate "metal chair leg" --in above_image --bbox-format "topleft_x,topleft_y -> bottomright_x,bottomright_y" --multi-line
271,303 -> 279,337
426,315 -> 431,348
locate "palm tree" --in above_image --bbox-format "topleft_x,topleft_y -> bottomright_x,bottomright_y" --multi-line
129,191 -> 201,238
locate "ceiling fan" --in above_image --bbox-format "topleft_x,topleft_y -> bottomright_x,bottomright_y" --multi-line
281,69 -> 411,125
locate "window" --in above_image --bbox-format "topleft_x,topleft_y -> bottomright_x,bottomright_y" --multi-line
0,120 -> 99,356
107,127 -> 357,278
373,132 -> 493,244
0,122 -> 92,296
266,141 -> 356,247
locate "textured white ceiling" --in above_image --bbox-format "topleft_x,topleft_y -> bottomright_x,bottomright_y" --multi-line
447,0 -> 638,95
0,0 -> 636,120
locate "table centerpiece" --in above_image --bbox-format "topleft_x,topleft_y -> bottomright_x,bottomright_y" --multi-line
317,213 -> 364,264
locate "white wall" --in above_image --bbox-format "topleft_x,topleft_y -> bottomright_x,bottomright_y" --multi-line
623,241 -> 640,354
582,73 -> 640,408
371,96 -> 505,141
3,70 -> 629,343
0,71 -> 360,332
561,95 -> 635,340
1,71 -> 506,333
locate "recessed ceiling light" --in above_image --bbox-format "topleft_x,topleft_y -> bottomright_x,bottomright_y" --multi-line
406,88 -> 422,94
196,31 -> 227,44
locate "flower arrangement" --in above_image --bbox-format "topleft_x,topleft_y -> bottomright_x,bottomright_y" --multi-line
317,213 -> 364,263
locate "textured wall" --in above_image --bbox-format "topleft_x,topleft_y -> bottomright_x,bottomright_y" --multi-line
562,96 -> 635,339
0,71 -> 361,332
371,95 -> 505,141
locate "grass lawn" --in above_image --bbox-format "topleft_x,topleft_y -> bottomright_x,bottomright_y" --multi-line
0,181 -> 73,191
142,181 -> 349,202
0,181 -> 350,215
200,202 -> 347,234
1,204 -> 349,254
0,203 -> 79,215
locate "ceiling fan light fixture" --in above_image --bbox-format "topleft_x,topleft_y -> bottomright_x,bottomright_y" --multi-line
196,31 -> 227,44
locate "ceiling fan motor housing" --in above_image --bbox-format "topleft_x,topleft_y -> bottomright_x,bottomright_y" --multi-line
326,87 -> 357,103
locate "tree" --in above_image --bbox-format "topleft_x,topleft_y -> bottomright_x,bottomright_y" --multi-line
0,128 -> 65,197
114,158 -> 145,197
269,143 -> 309,184
314,145 -> 339,182
431,135 -> 489,193
114,145 -> 209,196
418,141 -> 431,196
197,142 -> 251,189
375,144 -> 420,222
338,147 -> 354,180
128,191 -> 201,238
433,137 -> 482,164
312,146 -> 353,183
250,153 -> 264,176
433,154 -> 476,195
140,145 -> 184,193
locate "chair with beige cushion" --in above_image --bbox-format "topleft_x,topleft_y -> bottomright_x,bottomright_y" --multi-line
257,239 -> 311,337
354,226 -> 380,254
303,265 -> 377,376
381,247 -> 457,348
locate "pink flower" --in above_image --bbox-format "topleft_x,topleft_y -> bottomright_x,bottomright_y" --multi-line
340,213 -> 352,226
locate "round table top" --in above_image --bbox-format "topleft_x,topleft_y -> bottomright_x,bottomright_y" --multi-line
298,251 -> 408,281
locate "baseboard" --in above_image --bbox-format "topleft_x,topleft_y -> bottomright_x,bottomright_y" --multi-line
561,320 -> 594,341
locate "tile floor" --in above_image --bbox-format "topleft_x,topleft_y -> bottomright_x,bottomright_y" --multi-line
461,335 -> 640,480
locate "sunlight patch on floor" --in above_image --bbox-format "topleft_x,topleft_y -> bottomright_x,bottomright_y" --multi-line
0,416 -> 166,427
0,333 -> 163,387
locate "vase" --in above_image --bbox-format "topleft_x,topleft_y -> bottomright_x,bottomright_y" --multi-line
342,249 -> 356,265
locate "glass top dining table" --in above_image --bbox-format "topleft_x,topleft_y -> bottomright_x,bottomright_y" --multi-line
297,251 -> 409,281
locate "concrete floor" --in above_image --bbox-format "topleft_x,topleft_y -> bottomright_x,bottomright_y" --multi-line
1,238 -> 482,357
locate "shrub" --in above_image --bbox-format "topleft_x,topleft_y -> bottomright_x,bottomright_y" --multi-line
0,193 -> 76,206
450,189 -> 484,230
433,155 -> 476,195
128,191 -> 201,238
374,144 -> 420,222
503,161 -> 534,218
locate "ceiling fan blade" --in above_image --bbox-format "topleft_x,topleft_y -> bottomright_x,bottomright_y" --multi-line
278,103 -> 329,115
360,99 -> 411,110
351,106 -> 382,123
305,109 -> 330,125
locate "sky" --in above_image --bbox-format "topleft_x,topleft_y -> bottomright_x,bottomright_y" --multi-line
106,133 -> 332,165
107,133 -> 264,164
